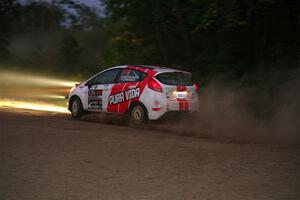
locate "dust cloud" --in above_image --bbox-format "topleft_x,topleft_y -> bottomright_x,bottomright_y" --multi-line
158,72 -> 300,145
81,75 -> 300,145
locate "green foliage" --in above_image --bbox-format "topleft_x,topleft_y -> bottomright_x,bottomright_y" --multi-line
0,0 -> 299,78
101,0 -> 299,76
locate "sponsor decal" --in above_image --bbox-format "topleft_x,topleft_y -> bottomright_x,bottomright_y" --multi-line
88,100 -> 102,109
109,87 -> 140,105
120,75 -> 139,82
89,89 -> 102,97
120,69 -> 140,82
94,90 -> 102,95
88,89 -> 102,110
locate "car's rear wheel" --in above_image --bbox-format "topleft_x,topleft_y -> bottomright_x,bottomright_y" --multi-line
70,97 -> 84,118
129,103 -> 148,126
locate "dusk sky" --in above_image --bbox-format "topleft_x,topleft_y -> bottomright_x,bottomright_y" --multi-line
18,0 -> 102,11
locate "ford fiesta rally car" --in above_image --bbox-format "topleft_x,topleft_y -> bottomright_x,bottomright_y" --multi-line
67,65 -> 198,125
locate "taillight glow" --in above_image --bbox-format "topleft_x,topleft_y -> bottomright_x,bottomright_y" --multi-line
173,91 -> 188,95
148,78 -> 163,93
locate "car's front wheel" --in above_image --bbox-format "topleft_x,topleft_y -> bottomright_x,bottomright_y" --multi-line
70,97 -> 84,118
129,103 -> 148,126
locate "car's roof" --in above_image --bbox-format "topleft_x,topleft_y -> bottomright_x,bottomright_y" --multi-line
108,65 -> 191,74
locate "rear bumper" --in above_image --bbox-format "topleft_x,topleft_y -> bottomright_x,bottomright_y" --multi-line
148,100 -> 198,120
159,110 -> 190,121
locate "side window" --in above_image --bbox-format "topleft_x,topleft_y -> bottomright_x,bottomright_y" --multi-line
119,69 -> 146,83
94,69 -> 121,85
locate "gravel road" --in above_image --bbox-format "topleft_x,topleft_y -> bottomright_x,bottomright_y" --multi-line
0,108 -> 299,200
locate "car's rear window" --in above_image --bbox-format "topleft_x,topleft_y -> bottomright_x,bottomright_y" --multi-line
155,72 -> 193,86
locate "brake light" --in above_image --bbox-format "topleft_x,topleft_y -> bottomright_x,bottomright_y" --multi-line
148,78 -> 163,93
193,83 -> 199,92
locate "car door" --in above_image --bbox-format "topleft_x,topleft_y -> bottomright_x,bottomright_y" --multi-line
87,68 -> 122,112
109,68 -> 146,113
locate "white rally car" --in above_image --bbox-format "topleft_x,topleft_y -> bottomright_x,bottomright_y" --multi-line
67,65 -> 198,125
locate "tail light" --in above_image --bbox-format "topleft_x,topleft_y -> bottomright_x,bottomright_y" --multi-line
148,78 -> 163,93
193,83 -> 199,92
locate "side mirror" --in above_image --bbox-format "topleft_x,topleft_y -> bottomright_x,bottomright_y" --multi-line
85,83 -> 91,89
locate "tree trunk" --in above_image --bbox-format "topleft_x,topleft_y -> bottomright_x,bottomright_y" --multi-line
153,0 -> 169,64
174,0 -> 192,62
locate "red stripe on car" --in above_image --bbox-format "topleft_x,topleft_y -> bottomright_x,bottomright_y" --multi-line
179,100 -> 184,110
107,83 -> 124,112
176,85 -> 189,111
176,85 -> 187,91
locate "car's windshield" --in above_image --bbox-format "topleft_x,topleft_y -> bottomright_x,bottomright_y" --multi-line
155,72 -> 193,86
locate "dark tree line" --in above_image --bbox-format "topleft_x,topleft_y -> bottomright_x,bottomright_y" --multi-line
102,0 -> 299,76
0,0 -> 299,79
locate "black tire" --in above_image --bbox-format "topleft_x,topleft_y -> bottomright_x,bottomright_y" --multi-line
128,103 -> 148,126
70,97 -> 84,118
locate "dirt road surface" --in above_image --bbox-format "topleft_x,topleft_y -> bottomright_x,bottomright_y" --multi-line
0,108 -> 300,200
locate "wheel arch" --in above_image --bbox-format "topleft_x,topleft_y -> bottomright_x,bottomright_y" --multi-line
127,100 -> 149,125
127,100 -> 148,115
68,95 -> 83,111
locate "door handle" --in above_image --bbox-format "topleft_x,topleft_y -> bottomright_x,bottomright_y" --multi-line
129,86 -> 136,89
